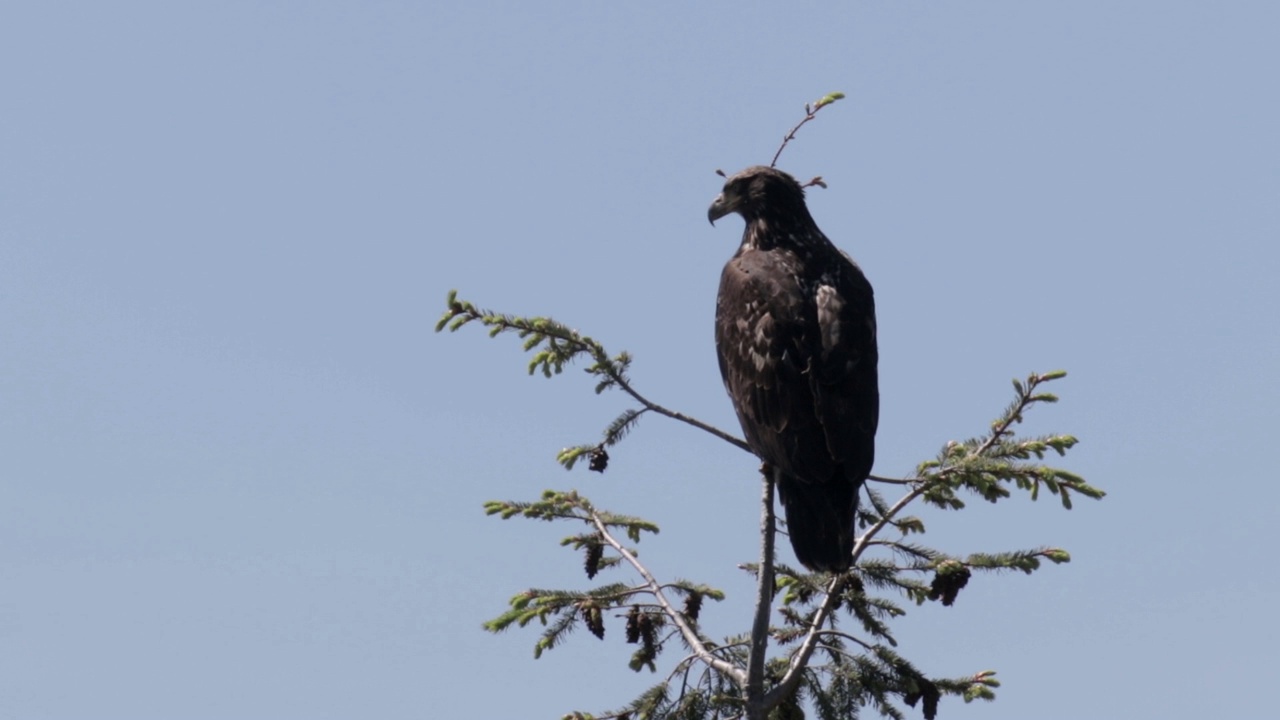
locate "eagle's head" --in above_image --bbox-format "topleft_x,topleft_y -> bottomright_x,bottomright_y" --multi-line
707,166 -> 809,226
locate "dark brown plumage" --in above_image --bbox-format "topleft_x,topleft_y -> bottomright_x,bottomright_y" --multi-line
709,166 -> 878,572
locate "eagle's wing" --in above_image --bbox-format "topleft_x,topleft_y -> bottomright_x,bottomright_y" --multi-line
809,252 -> 879,482
715,248 -> 837,481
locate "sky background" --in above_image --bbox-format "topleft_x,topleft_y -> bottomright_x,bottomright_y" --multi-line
3,2 -> 1278,718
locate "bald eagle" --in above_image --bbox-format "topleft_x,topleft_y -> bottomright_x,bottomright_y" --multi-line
709,166 -> 878,572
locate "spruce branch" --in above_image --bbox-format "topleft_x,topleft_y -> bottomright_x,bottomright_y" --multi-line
588,502 -> 746,684
437,290 -> 751,460
764,371 -> 1100,710
915,371 -> 1105,510
962,548 -> 1072,574
453,279 -> 1102,717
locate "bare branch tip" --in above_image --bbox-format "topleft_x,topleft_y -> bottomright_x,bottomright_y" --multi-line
771,91 -> 846,168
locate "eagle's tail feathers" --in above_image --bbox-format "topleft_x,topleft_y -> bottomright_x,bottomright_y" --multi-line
776,472 -> 858,573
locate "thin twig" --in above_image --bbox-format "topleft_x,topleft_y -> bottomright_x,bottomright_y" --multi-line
589,509 -> 746,684
666,653 -> 701,685
867,474 -> 916,485
770,94 -> 842,168
808,629 -> 877,653
850,487 -> 929,566
611,371 -> 751,453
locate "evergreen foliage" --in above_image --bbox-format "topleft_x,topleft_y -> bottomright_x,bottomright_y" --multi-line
439,293 -> 1101,720
437,94 -> 1102,720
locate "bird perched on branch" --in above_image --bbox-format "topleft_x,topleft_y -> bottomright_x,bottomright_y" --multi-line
709,166 -> 878,572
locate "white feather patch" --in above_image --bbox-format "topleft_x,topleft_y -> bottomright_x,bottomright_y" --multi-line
816,284 -> 842,354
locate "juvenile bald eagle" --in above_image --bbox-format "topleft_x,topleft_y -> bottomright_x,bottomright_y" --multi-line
709,166 -> 878,572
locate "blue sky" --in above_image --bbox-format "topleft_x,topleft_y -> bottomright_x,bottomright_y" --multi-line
3,2 -> 1277,718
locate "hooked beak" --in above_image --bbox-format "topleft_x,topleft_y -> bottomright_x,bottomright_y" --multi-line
708,193 -> 734,226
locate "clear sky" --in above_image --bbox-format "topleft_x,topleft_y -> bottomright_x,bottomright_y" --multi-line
3,2 -> 1277,718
